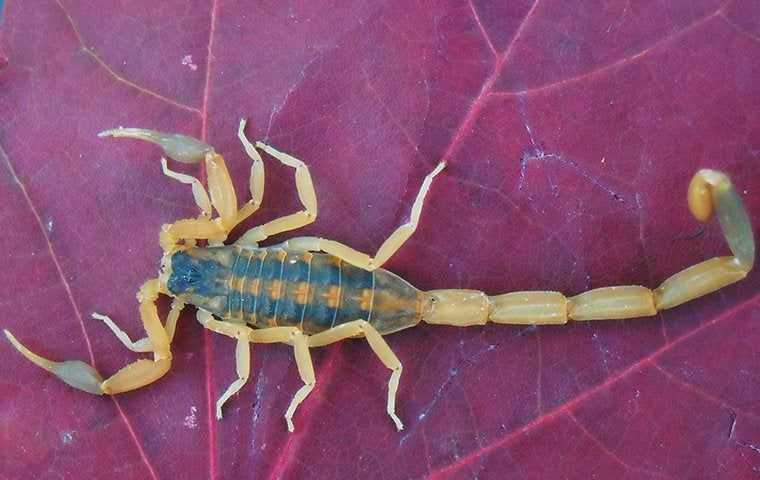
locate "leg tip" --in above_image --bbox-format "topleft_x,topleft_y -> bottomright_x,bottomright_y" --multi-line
3,329 -> 15,344
97,128 -> 118,138
4,329 -> 24,349
390,413 -> 404,431
285,416 -> 295,433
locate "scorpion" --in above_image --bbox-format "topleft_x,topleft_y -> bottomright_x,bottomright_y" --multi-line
4,119 -> 755,432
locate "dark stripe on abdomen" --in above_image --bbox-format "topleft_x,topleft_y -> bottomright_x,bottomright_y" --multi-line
240,249 -> 267,324
251,249 -> 284,327
332,261 -> 374,327
227,249 -> 253,322
301,254 -> 341,333
276,251 -> 312,328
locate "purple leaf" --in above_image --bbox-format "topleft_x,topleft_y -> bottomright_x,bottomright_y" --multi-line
1,1 -> 759,478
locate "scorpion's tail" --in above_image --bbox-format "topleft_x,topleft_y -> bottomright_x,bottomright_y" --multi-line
420,169 -> 754,327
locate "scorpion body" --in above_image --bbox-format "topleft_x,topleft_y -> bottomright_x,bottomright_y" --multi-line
5,119 -> 754,432
170,246 -> 424,335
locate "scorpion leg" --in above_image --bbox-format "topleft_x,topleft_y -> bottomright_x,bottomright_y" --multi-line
3,279 -> 175,395
159,157 -> 213,217
235,140 -> 317,246
196,314 -> 316,428
285,332 -> 315,433
280,161 -> 445,271
196,311 -> 255,419
91,298 -> 185,353
247,327 -> 316,432
310,320 -> 404,431
234,118 -> 266,228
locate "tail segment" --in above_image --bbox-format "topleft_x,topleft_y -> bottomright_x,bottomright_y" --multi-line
422,169 -> 754,327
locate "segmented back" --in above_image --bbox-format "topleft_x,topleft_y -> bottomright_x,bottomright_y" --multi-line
203,246 -> 426,334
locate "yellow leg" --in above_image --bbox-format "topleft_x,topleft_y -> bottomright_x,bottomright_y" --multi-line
196,311 -> 255,419
235,140 -> 318,246
284,331 -> 315,433
160,157 -> 213,218
196,313 -> 315,429
4,279 -> 176,395
421,169 -> 755,326
246,327 -> 315,432
279,161 -> 445,271
91,298 -> 185,353
235,118 -> 266,227
309,320 -> 404,431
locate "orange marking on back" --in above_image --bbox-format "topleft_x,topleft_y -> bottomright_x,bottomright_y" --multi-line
374,290 -> 416,315
268,280 -> 283,300
294,282 -> 310,304
323,285 -> 341,308
359,289 -> 373,311
231,275 -> 247,299
415,292 -> 427,320
249,279 -> 261,295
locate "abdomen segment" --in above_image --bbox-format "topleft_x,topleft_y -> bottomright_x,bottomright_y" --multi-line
227,247 -> 426,334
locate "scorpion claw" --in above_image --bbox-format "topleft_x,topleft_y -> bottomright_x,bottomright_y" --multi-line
51,360 -> 105,395
98,127 -> 215,164
4,329 -> 105,395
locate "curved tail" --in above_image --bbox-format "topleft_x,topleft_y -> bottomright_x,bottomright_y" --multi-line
421,169 -> 754,327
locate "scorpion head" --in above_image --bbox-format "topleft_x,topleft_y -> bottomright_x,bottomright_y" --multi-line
162,247 -> 232,316
166,250 -> 203,294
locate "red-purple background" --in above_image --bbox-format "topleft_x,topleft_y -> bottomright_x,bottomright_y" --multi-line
1,1 -> 759,479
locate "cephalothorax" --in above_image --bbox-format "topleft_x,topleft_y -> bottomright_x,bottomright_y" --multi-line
5,120 -> 754,432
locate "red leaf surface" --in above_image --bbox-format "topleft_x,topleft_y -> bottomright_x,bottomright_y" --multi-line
2,1 -> 759,478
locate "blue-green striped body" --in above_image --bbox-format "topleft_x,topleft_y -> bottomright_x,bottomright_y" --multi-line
167,246 -> 426,335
